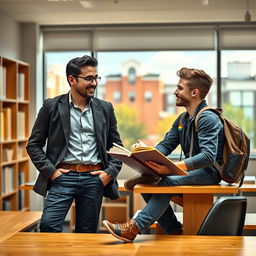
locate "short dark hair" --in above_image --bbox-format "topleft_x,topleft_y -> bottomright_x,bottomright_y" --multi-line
177,67 -> 213,99
66,55 -> 98,84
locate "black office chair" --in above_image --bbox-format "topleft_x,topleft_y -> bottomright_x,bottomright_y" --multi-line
197,196 -> 247,236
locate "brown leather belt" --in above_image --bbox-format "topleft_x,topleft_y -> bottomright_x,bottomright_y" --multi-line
58,163 -> 103,172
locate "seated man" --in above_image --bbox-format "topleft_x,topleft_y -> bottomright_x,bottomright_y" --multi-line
103,67 -> 224,242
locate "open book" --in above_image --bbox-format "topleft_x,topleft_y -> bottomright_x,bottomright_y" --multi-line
108,143 -> 188,177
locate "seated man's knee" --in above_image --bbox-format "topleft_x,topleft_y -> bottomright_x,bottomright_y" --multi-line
158,176 -> 178,186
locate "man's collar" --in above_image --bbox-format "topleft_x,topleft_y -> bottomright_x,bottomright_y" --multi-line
68,92 -> 93,107
183,100 -> 207,122
191,100 -> 207,121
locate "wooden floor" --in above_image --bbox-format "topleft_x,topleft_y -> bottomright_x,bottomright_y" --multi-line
0,233 -> 255,256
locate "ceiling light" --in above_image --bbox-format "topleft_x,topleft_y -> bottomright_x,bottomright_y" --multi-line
48,0 -> 73,2
245,0 -> 252,22
80,1 -> 94,9
201,0 -> 209,6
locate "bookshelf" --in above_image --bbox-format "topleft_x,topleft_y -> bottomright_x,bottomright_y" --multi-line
0,56 -> 30,211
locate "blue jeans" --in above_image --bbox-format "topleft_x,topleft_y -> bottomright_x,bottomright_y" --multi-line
134,168 -> 221,234
40,171 -> 104,233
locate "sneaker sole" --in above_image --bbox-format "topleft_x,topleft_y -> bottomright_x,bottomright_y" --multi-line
124,176 -> 157,191
102,220 -> 133,243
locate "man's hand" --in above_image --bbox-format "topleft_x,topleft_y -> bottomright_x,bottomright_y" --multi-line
50,168 -> 70,181
145,161 -> 171,175
90,170 -> 112,186
131,140 -> 147,151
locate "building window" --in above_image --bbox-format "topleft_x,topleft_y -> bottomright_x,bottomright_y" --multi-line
129,91 -> 135,102
128,67 -> 136,85
145,91 -> 152,102
222,50 -> 256,152
113,91 -> 121,103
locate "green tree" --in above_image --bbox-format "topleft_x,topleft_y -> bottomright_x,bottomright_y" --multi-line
223,103 -> 256,147
156,114 -> 178,138
115,104 -> 147,148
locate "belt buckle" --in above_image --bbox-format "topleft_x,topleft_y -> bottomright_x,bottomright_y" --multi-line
76,165 -> 83,172
76,165 -> 90,172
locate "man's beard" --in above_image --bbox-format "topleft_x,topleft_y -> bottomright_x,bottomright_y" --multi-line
175,96 -> 189,107
76,86 -> 95,100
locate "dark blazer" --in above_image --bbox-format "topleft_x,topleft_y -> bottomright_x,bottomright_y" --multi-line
26,93 -> 123,199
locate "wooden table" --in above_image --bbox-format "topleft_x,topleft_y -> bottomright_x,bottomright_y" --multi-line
0,211 -> 42,243
0,233 -> 255,256
20,179 -> 127,191
134,184 -> 238,235
239,184 -> 256,194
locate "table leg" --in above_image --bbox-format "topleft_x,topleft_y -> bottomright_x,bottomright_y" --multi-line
183,194 -> 213,235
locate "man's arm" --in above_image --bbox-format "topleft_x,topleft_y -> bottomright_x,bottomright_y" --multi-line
26,100 -> 57,180
184,111 -> 223,171
103,103 -> 123,180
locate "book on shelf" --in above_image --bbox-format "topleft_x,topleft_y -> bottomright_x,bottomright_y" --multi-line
3,199 -> 12,210
3,148 -> 14,162
17,111 -> 26,139
17,144 -> 24,159
2,166 -> 14,195
108,143 -> 188,178
0,66 -> 6,99
3,107 -> 12,140
17,73 -> 25,100
0,110 -> 4,141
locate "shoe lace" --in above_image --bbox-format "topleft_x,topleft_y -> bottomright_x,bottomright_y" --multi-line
119,221 -> 135,234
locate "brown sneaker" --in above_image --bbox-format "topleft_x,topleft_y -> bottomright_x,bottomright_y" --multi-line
124,175 -> 159,191
103,219 -> 140,242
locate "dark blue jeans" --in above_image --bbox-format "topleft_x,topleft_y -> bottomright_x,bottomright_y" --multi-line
40,171 -> 104,233
134,168 -> 221,234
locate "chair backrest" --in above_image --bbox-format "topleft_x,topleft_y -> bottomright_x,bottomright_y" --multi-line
197,196 -> 247,236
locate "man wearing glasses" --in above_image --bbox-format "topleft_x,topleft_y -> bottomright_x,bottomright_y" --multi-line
27,55 -> 123,233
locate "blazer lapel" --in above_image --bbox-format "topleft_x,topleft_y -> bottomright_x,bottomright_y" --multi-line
92,99 -> 103,145
58,94 -> 70,144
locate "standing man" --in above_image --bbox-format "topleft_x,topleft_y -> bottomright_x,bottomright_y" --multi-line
27,55 -> 122,233
103,67 -> 224,242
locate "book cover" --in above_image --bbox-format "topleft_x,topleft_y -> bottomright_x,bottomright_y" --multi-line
108,143 -> 188,177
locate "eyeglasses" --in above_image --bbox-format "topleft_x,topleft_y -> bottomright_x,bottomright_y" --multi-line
74,75 -> 101,84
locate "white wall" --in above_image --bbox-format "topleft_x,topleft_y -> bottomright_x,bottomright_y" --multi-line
20,23 -> 44,211
0,10 -> 20,60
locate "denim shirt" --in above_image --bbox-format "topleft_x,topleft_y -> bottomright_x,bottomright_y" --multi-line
155,100 -> 224,173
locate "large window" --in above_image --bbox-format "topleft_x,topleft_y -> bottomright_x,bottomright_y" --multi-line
222,50 -> 256,153
45,51 -> 90,98
43,27 -> 256,157
97,51 -> 216,149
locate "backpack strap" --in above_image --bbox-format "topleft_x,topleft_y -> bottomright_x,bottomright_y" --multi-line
178,112 -> 186,161
194,107 -> 222,133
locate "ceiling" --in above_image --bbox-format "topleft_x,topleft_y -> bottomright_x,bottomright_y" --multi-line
0,0 -> 255,25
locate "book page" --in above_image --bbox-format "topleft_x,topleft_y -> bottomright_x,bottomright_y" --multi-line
109,143 -> 131,156
132,147 -> 155,153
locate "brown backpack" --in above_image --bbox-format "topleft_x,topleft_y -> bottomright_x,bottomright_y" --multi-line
194,107 -> 250,186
